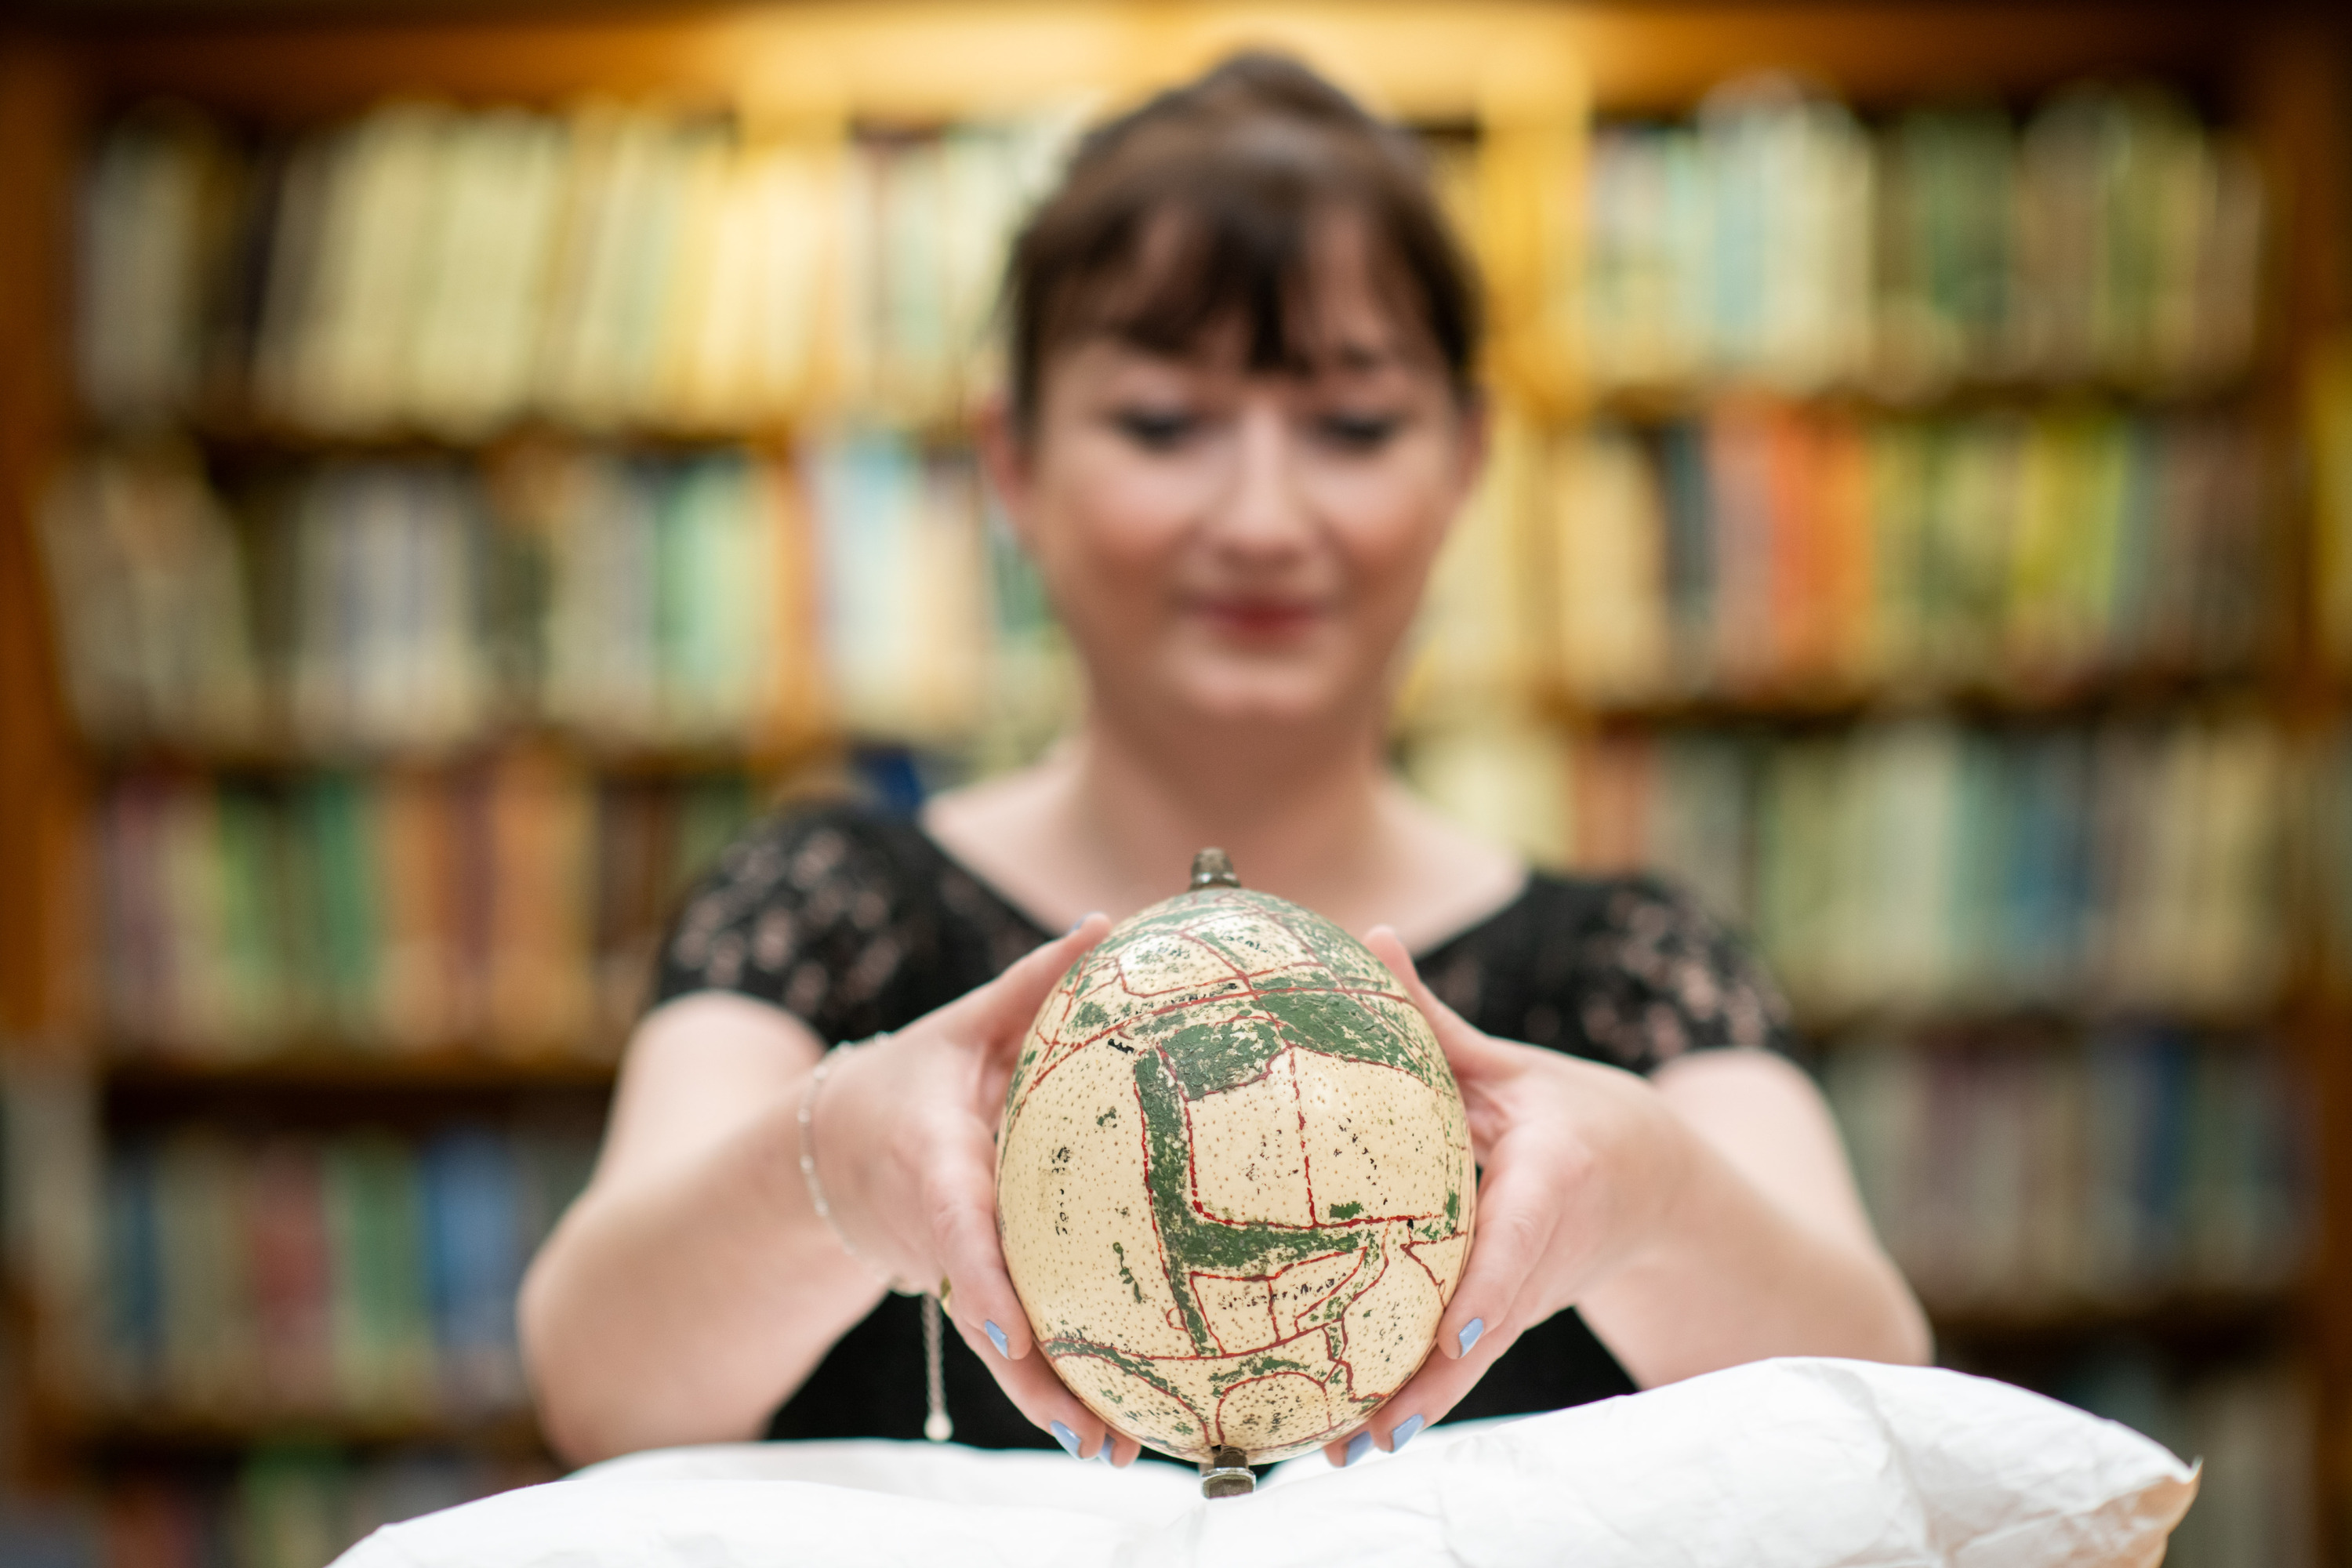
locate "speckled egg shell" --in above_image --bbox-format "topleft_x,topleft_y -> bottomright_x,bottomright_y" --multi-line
996,887 -> 1475,1465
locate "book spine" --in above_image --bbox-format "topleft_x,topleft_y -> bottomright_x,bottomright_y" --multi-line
103,1122 -> 593,1424
1584,84 -> 2262,393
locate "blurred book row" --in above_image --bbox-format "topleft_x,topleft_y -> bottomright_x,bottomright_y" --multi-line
1581,81 -> 2262,394
1824,1034 -> 2307,1313
75,103 -> 1076,434
93,765 -> 755,1058
39,440 -> 1070,757
41,405 -> 2301,768
92,713 -> 2323,1065
76,78 -> 2263,437
103,1448 -> 545,1568
1570,717 -> 2292,1021
1549,406 -> 2273,703
93,1122 -> 593,1423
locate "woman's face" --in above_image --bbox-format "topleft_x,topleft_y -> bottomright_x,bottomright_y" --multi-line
989,222 -> 1483,741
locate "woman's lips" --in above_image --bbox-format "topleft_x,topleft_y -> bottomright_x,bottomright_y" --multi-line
1189,596 -> 1326,637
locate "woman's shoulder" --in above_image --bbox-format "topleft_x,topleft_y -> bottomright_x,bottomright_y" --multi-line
1421,867 -> 1796,1074
652,797 -> 1015,1033
675,798 -> 935,928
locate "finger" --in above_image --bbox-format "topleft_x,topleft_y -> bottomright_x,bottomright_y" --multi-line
922,1122 -> 1038,1362
1433,1154 -> 1559,1361
964,913 -> 1112,1045
1320,1423 -> 1370,1468
1366,927 -> 1521,1076
950,1322 -> 1126,1460
1361,1301 -> 1530,1451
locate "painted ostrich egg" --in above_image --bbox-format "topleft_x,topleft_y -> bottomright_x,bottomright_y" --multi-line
996,850 -> 1475,1465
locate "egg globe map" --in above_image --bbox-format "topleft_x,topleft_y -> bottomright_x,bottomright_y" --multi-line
996,853 -> 1476,1466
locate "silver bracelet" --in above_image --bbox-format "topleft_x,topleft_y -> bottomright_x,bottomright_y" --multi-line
797,1033 -> 955,1441
798,1035 -> 911,1293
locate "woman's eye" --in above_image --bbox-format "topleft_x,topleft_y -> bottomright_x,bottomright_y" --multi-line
1112,408 -> 1200,451
1315,412 -> 1402,451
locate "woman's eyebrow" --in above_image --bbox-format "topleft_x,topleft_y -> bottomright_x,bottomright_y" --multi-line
1283,340 -> 1409,381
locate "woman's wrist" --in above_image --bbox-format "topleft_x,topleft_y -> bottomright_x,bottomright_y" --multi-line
804,1035 -> 911,1289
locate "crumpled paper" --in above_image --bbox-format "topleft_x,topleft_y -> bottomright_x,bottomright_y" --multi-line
336,1358 -> 2198,1568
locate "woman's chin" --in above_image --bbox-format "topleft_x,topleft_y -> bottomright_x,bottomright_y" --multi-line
1149,663 -> 1367,733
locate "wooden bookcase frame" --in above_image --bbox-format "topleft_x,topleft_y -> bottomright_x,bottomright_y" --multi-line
0,1 -> 2345,1556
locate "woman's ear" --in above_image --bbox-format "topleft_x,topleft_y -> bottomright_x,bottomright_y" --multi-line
975,391 -> 1038,550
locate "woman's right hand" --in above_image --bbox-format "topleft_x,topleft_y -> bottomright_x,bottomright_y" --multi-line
808,913 -> 1146,1465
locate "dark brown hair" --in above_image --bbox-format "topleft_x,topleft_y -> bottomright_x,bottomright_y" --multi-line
1002,51 -> 1482,431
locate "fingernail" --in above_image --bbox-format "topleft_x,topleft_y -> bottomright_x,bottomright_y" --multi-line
1457,1317 -> 1484,1356
1392,1414 -> 1425,1451
1050,1420 -> 1082,1458
1065,917 -> 1084,935
984,1320 -> 1010,1358
1343,1430 -> 1374,1467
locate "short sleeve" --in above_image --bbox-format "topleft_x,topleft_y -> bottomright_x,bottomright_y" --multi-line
1417,873 -> 1797,1076
652,806 -> 933,1044
1562,878 -> 1796,1071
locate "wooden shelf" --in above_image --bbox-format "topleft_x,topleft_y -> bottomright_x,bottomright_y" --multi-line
176,411 -> 804,461
1545,670 -> 2285,733
100,1048 -> 619,1093
1793,998 -> 2294,1044
80,728 -> 834,781
58,1403 -> 553,1457
1580,373 -> 2259,425
1929,1287 -> 2301,1347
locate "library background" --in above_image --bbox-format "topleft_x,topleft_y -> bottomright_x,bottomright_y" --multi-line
0,2 -> 2348,1564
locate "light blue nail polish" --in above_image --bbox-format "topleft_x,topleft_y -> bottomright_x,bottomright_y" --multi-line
1065,918 -> 1084,935
984,1320 -> 1010,1358
1457,1317 -> 1485,1355
1050,1421 -> 1082,1458
1344,1430 -> 1374,1467
1392,1414 -> 1425,1450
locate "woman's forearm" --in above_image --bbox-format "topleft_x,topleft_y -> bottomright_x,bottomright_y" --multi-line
1577,1112 -> 1931,1387
518,1080 -> 882,1464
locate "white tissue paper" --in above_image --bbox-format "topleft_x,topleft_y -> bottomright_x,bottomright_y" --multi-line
336,1357 -> 2198,1568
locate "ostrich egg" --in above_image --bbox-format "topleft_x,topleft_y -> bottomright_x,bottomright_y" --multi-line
996,851 -> 1475,1465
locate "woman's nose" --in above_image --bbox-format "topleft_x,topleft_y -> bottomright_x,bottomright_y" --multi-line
1207,398 -> 1313,554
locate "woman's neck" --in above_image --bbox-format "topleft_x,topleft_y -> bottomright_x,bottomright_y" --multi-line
923,705 -> 1526,949
1065,706 -> 1390,913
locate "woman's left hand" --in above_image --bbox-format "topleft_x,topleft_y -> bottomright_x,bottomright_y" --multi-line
1323,927 -> 1930,1466
1317,927 -> 1701,1464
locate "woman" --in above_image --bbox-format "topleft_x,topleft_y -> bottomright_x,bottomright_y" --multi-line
519,53 -> 1929,1471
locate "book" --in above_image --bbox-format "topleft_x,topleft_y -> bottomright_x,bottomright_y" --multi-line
78,100 -> 1076,437
94,1117 -> 592,1426
1566,714 -> 2286,1022
804,431 -> 1001,744
1581,81 -> 2263,394
1549,406 -> 2274,704
37,445 -> 264,750
93,764 -> 750,1058
419,1127 -> 524,1414
1821,1030 -> 2308,1312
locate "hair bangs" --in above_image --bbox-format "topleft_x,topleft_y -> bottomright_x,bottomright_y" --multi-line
1004,52 -> 1481,432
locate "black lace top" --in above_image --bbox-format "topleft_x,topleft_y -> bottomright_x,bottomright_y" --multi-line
653,801 -> 1795,1454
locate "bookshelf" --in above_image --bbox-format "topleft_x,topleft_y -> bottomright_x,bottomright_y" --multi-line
0,5 -> 2347,1566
